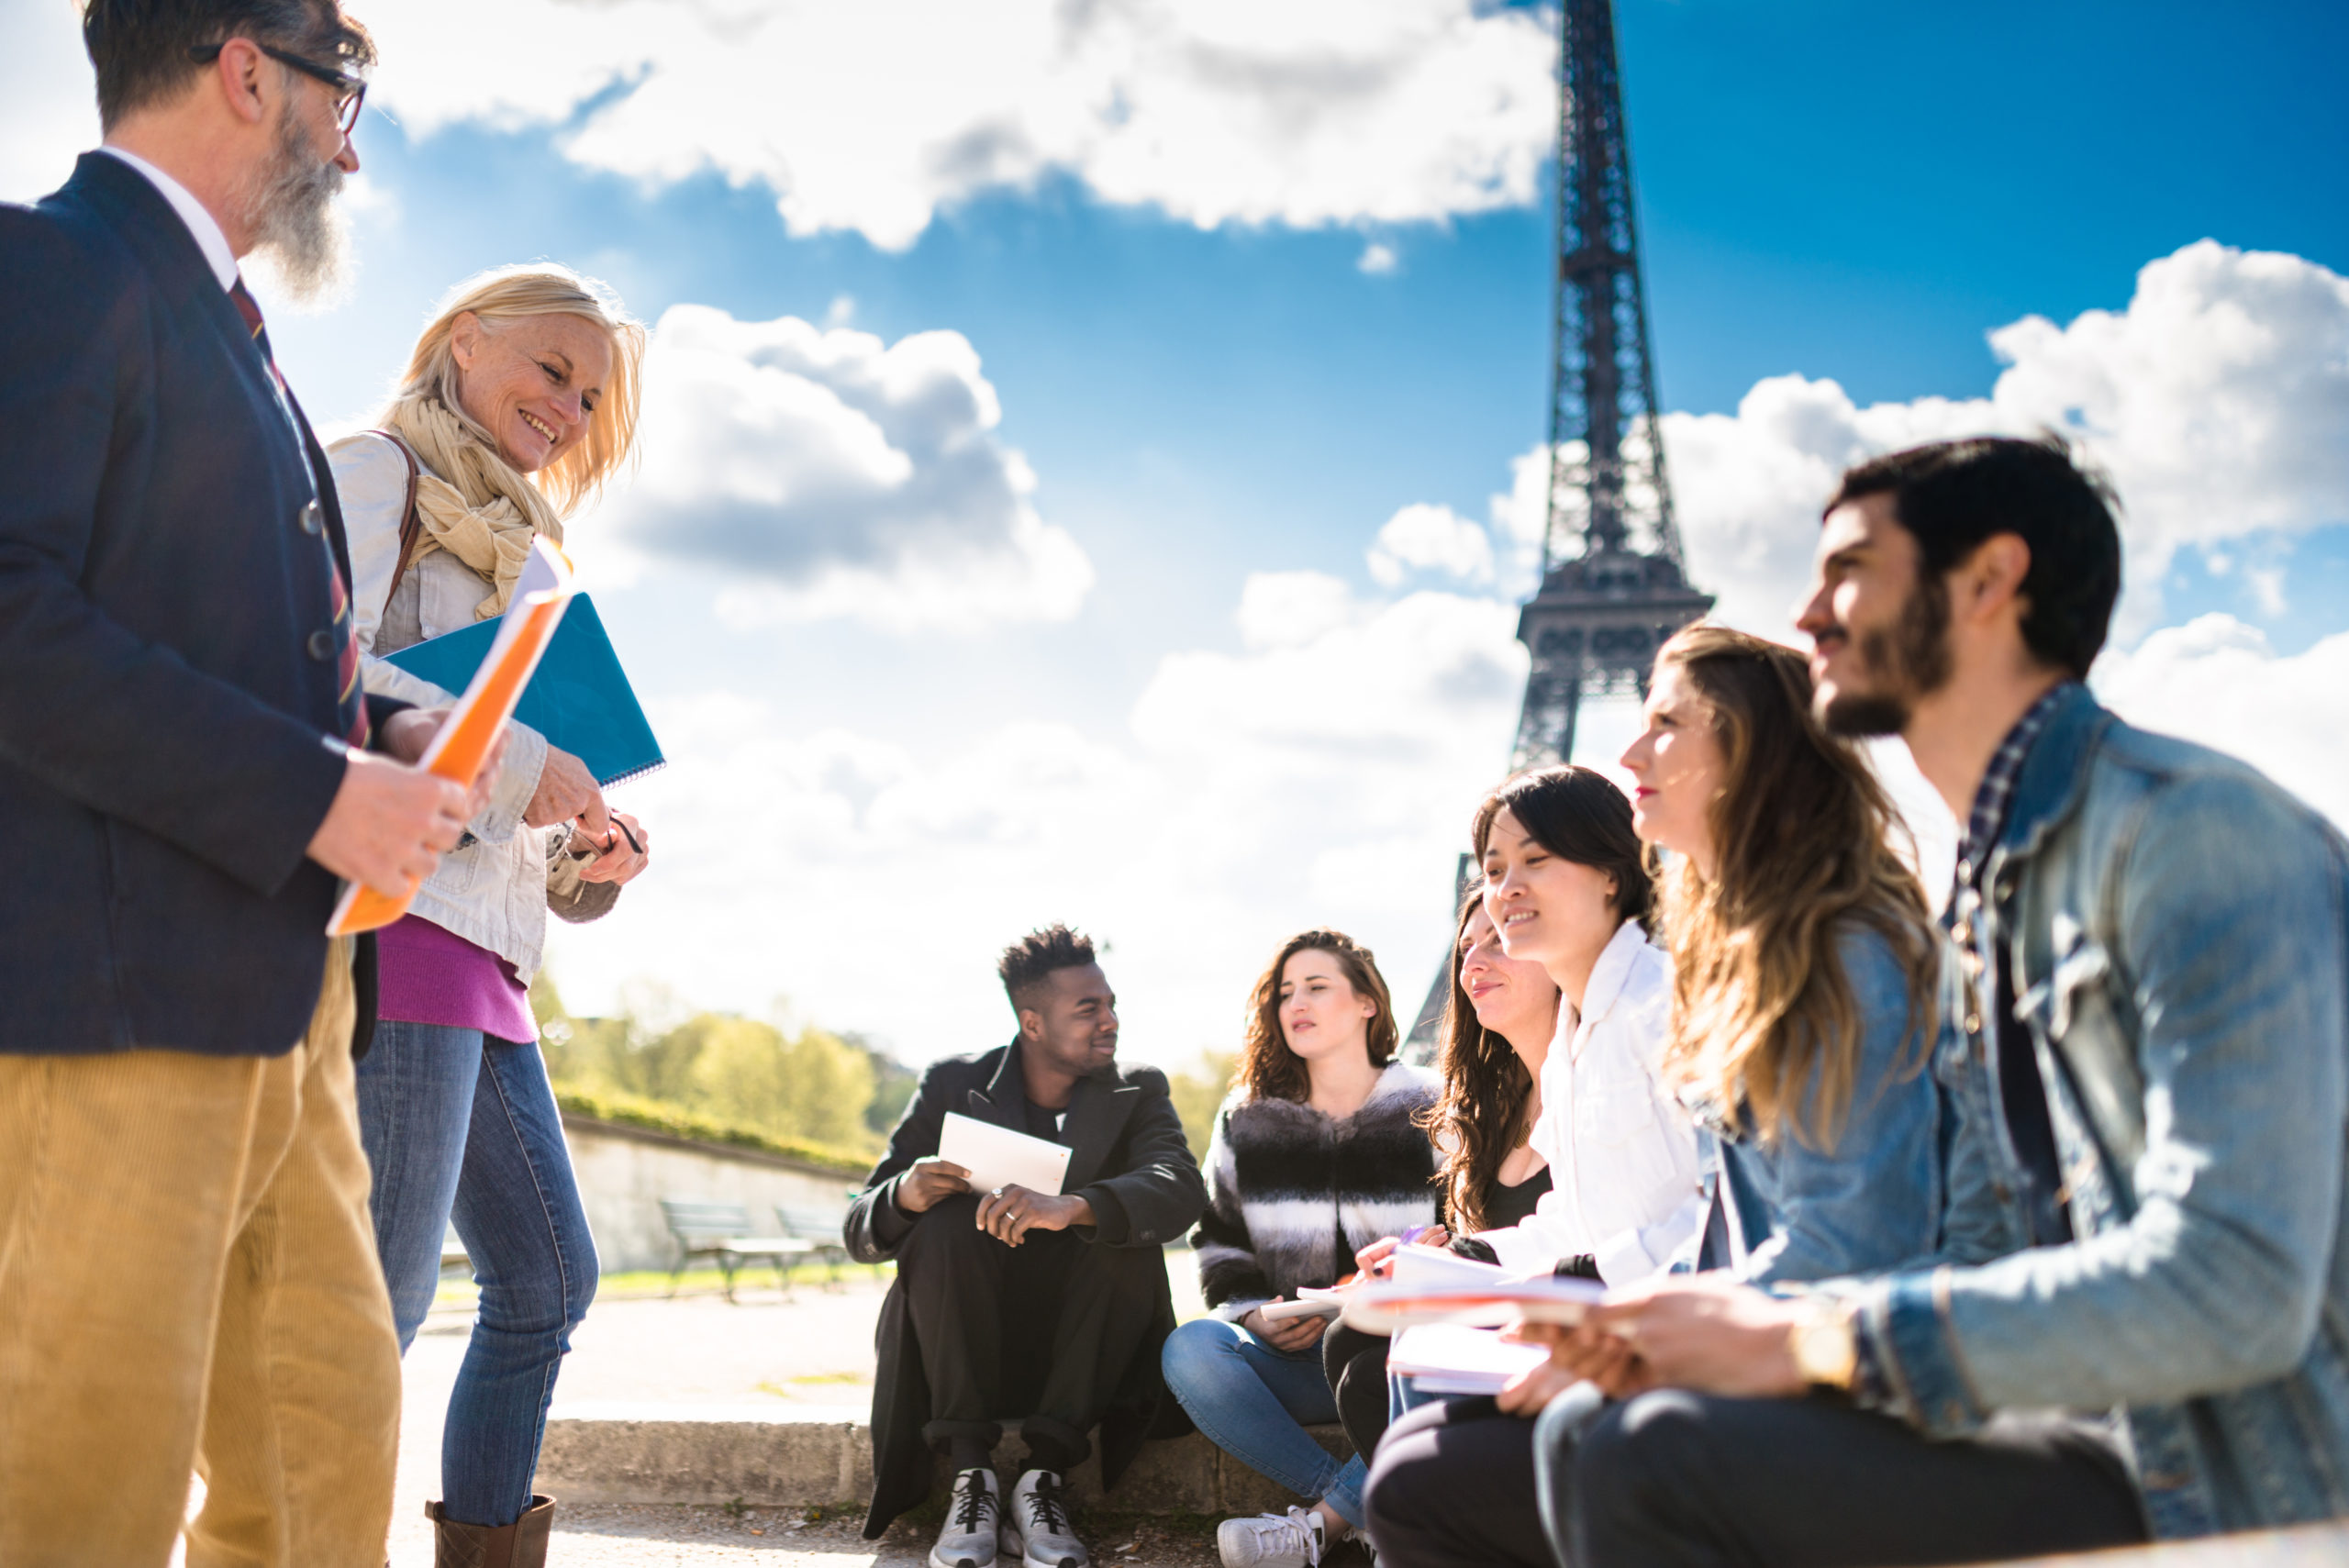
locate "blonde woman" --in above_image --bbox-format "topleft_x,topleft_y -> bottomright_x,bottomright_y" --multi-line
329,265 -> 651,1563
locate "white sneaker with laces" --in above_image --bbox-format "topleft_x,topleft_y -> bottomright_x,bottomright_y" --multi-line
932,1467 -> 1000,1568
1216,1506 -> 1326,1568
1000,1468 -> 1088,1568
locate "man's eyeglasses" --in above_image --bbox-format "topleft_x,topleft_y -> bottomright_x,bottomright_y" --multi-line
188,40 -> 367,138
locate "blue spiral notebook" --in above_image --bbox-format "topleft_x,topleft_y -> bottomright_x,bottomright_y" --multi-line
380,594 -> 664,787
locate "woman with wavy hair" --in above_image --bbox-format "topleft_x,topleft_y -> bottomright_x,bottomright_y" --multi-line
1368,628 -> 1977,1568
1165,929 -> 1440,1568
1321,892 -> 1561,1458
328,264 -> 651,1563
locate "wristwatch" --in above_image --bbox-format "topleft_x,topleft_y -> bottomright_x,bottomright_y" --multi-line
1787,1298 -> 1859,1392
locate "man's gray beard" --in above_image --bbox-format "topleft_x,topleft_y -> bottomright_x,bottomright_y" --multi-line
239,104 -> 351,306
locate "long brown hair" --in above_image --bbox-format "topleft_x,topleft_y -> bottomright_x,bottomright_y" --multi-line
1237,929 -> 1397,1105
1423,893 -> 1559,1232
1652,625 -> 1937,1150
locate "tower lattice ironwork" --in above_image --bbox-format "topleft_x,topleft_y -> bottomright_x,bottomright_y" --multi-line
1513,0 -> 1710,770
1406,0 -> 1711,1053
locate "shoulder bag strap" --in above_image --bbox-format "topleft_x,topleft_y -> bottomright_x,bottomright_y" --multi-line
371,428 -> 423,619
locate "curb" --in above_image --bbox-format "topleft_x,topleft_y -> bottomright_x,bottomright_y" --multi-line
539,1404 -> 1351,1517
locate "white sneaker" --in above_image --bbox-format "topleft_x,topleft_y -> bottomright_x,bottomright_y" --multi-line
1216,1507 -> 1326,1568
932,1467 -> 1000,1568
1000,1468 -> 1088,1568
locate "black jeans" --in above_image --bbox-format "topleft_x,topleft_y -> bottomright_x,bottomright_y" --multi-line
1547,1388 -> 2148,1566
1364,1396 -> 1553,1568
896,1192 -> 1165,1473
1322,1322 -> 1394,1460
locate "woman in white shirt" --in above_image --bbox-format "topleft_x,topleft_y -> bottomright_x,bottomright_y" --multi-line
1471,764 -> 1702,1284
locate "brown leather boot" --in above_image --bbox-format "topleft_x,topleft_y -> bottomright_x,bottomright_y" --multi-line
426,1495 -> 554,1568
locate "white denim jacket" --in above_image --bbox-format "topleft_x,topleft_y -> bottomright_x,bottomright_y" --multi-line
328,430 -> 595,982
1480,918 -> 1705,1284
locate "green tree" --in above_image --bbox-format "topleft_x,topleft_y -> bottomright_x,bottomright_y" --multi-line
1166,1051 -> 1238,1162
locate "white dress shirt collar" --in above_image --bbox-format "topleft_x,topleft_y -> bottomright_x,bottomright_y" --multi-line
99,145 -> 239,293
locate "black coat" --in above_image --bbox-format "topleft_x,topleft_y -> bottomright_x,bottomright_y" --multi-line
0,153 -> 403,1058
847,1040 -> 1208,1537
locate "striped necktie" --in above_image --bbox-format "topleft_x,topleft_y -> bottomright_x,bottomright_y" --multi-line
229,276 -> 370,751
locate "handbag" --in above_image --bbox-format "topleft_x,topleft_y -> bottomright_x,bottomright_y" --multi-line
371,428 -> 424,618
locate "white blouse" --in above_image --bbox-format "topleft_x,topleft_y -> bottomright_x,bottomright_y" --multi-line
1479,919 -> 1704,1284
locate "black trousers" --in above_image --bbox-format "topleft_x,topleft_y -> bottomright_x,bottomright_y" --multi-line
1555,1389 -> 2147,1567
896,1191 -> 1165,1471
1365,1396 -> 1554,1568
1322,1322 -> 1394,1459
1370,1382 -> 2147,1568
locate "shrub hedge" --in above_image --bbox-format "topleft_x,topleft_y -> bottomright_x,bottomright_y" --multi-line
554,1084 -> 874,1177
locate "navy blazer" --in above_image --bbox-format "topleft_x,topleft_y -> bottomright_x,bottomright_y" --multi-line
0,152 -> 406,1058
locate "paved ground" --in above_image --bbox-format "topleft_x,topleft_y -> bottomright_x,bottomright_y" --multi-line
383,1261 -> 1229,1566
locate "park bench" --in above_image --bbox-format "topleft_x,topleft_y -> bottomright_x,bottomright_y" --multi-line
774,1207 -> 852,1285
658,1197 -> 812,1303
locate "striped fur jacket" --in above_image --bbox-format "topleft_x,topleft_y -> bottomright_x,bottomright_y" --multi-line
1191,1062 -> 1442,1318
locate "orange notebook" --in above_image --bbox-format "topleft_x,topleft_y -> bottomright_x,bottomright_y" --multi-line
328,538 -> 576,937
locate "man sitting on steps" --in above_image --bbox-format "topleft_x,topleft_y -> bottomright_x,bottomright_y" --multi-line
847,925 -> 1208,1568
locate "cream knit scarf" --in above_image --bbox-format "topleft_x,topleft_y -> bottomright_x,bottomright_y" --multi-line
384,395 -> 567,621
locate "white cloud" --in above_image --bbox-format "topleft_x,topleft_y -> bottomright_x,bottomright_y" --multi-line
602,304 -> 1093,632
1358,242 -> 1399,276
553,241 -> 2349,1065
1368,502 -> 1494,587
551,579 -> 1528,1061
355,0 -> 1556,250
2093,615 -> 2349,828
1599,240 -> 2349,642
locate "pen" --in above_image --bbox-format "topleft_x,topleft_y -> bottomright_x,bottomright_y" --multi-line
1397,1224 -> 1432,1246
613,817 -> 642,855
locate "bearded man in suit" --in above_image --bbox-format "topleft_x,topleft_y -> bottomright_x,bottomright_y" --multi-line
0,5 -> 482,1563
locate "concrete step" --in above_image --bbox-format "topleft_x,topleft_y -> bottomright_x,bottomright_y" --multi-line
538,1404 -> 1346,1517
539,1408 -> 2349,1564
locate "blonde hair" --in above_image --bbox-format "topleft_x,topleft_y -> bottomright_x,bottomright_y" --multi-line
386,263 -> 647,517
1653,624 -> 1938,1151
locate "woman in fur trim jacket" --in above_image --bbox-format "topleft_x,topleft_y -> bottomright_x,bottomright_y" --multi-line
1163,929 -> 1439,1568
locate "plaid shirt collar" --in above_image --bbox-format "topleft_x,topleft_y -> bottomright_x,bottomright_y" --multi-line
1954,682 -> 2076,894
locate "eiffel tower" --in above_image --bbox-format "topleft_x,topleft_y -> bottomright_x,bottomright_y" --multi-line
1405,0 -> 1711,1055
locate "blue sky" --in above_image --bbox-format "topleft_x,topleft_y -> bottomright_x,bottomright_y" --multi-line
5,0 -> 2346,1062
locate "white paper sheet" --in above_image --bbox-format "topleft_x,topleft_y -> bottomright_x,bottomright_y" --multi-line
1389,1324 -> 1549,1395
1259,1286 -> 1350,1322
937,1111 -> 1072,1197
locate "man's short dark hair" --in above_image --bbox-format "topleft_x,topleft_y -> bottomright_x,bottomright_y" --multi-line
998,925 -> 1097,1012
83,0 -> 375,130
1826,435 -> 2122,678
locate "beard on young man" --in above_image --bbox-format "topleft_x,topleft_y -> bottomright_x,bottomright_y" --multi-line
1818,564 -> 1953,739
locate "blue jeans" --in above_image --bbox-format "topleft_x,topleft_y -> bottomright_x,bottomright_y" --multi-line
1162,1318 -> 1367,1529
355,1020 -> 598,1527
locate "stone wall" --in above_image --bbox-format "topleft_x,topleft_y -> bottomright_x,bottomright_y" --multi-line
560,1112 -> 868,1274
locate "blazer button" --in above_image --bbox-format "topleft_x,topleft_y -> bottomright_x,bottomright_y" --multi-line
306,628 -> 336,662
300,500 -> 323,535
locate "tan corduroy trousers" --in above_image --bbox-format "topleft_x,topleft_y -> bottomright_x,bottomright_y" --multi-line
0,944 -> 402,1568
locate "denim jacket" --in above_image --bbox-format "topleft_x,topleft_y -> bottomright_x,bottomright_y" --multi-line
1689,920 -> 2015,1286
1849,685 -> 2349,1539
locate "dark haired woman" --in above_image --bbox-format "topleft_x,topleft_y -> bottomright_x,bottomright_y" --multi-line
1365,629 -> 1979,1568
1164,930 -> 1439,1568
1321,895 -> 1561,1457
1469,764 -> 1701,1280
